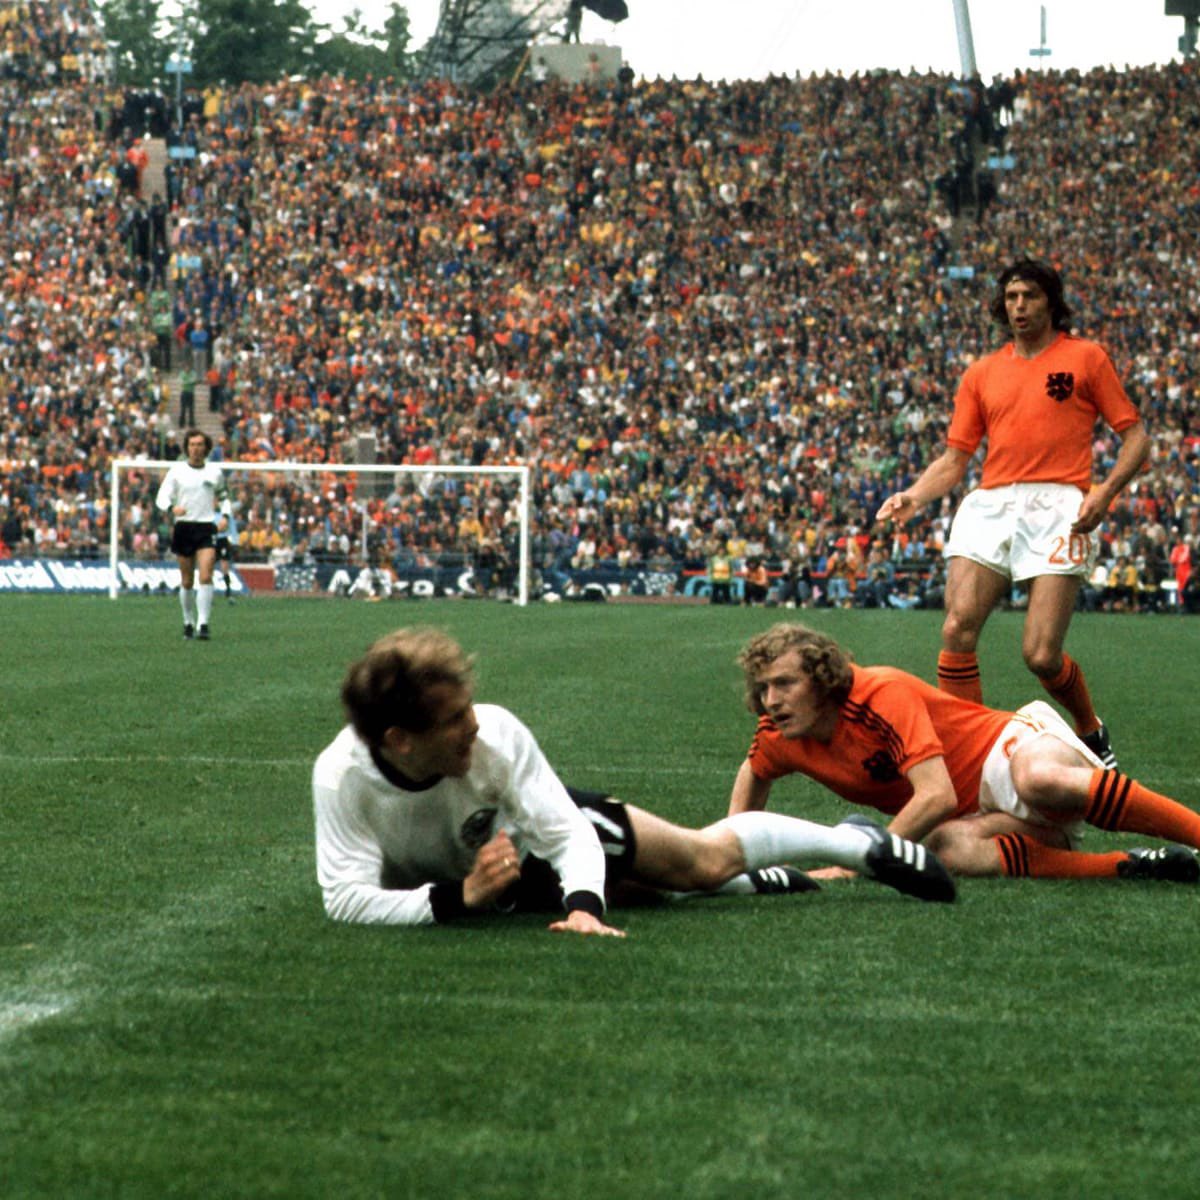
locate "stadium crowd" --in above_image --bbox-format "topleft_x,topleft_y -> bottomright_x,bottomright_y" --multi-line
0,0 -> 1197,610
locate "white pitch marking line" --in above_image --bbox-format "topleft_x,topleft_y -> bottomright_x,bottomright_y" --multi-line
0,754 -> 716,776
0,754 -> 305,768
0,998 -> 72,1041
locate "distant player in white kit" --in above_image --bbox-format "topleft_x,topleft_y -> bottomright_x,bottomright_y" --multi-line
155,429 -> 229,640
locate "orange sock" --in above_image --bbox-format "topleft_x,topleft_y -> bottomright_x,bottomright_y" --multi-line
937,650 -> 982,703
993,833 -> 1126,878
1085,770 -> 1200,849
1040,653 -> 1098,736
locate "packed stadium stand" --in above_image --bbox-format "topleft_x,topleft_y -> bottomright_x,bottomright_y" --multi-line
1,0 -> 1197,608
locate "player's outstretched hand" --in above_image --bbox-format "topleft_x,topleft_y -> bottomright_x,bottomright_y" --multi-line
463,831 -> 522,909
549,909 -> 626,938
876,493 -> 916,524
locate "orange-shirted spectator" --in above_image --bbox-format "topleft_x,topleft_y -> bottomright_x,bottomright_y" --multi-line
1169,537 -> 1192,608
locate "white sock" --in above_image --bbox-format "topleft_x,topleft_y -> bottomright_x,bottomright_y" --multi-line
713,873 -> 757,895
180,587 -> 197,624
665,873 -> 757,901
197,584 -> 213,625
716,812 -> 874,870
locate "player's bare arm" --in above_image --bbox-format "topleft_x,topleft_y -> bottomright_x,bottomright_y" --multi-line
885,755 -> 959,843
727,759 -> 773,815
1071,421 -> 1151,535
876,447 -> 971,525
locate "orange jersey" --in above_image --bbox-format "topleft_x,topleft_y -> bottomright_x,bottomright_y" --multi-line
947,332 -> 1140,490
747,665 -> 1013,816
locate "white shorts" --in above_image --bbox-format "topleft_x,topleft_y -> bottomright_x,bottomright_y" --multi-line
977,700 -> 1104,847
944,483 -> 1098,583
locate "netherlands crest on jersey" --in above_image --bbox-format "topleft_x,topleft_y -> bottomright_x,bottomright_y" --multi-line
1045,371 -> 1075,402
862,751 -> 901,783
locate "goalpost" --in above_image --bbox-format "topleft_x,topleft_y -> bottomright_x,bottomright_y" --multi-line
108,459 -> 533,606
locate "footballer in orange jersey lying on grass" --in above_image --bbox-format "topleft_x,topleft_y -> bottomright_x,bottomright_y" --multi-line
727,624 -> 1200,885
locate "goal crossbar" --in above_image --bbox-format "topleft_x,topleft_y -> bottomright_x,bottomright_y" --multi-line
108,458 -> 532,605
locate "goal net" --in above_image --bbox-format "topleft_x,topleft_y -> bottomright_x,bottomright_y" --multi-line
108,460 -> 532,605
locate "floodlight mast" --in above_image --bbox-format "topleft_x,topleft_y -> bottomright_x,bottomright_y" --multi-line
1165,0 -> 1200,55
952,0 -> 978,77
108,459 -> 532,605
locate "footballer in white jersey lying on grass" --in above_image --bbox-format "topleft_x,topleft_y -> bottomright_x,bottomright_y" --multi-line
312,629 -> 956,938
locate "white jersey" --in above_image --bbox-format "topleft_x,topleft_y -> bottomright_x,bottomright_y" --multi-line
312,704 -> 607,926
155,461 -> 227,522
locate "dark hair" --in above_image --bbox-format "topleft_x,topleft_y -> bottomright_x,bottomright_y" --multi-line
184,429 -> 213,454
340,627 -> 474,748
738,623 -> 854,716
989,259 -> 1072,332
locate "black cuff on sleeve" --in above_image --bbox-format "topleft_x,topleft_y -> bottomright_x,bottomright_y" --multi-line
563,890 -> 605,919
429,881 -> 470,923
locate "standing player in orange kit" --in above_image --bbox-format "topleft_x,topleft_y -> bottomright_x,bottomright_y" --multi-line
876,260 -> 1149,768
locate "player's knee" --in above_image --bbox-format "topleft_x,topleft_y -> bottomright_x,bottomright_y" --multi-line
924,823 -> 995,877
1010,753 -> 1045,804
1010,751 -> 1074,813
924,823 -> 960,861
1021,643 -> 1061,678
941,610 -> 979,652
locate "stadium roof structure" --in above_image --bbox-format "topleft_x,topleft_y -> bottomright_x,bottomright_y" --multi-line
425,0 -> 576,85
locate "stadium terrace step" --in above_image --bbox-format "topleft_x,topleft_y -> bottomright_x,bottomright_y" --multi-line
167,374 -> 221,441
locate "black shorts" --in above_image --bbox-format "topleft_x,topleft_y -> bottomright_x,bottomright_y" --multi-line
500,787 -> 637,914
171,521 -> 216,558
214,535 -> 232,560
567,787 -> 637,880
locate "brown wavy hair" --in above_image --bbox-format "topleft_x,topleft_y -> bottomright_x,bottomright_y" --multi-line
341,627 -> 474,747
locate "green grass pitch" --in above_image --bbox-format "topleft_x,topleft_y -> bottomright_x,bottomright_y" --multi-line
3,594 -> 1199,1199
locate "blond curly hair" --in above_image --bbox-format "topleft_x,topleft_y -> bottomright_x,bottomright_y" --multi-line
738,623 -> 854,716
